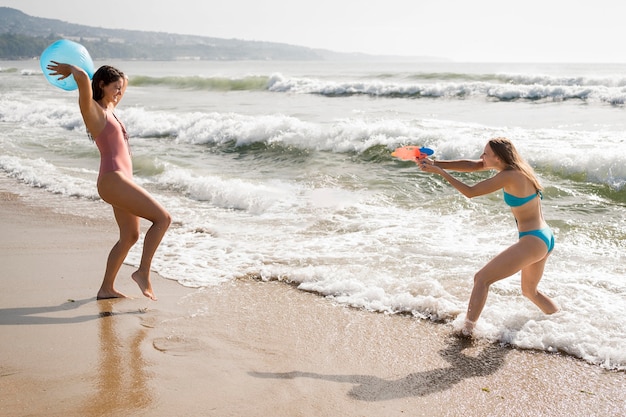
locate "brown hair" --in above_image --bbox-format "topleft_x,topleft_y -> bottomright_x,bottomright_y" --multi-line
488,137 -> 542,191
91,65 -> 125,101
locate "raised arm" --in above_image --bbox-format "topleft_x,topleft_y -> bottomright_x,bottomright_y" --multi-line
46,61 -> 105,137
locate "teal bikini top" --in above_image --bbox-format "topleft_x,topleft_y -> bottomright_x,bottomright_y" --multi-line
503,190 -> 542,207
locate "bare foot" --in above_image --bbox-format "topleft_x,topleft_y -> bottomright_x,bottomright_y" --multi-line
96,289 -> 128,300
456,319 -> 476,338
132,270 -> 157,300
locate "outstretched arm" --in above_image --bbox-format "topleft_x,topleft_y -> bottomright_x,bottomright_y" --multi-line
431,158 -> 485,172
419,159 -> 509,199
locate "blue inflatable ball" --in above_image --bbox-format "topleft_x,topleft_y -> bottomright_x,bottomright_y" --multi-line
40,39 -> 95,91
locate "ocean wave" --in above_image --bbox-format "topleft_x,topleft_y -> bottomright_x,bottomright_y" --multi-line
119,107 -> 626,191
122,107 -> 442,155
407,71 -> 626,87
267,73 -> 626,104
117,70 -> 626,105
3,94 -> 626,193
156,167 -> 295,214
0,155 -> 99,199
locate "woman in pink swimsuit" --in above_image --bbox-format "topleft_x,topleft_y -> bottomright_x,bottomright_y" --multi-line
47,62 -> 171,300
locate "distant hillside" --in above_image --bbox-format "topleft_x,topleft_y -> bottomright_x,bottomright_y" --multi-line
0,7 -> 443,62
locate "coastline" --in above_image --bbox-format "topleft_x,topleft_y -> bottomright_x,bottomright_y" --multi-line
0,179 -> 624,417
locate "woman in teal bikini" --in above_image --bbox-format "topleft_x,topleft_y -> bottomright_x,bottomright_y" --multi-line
419,137 -> 559,336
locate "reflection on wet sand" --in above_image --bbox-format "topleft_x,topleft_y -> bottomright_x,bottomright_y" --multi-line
81,300 -> 152,417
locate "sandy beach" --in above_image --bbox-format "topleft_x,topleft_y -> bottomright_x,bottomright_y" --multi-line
0,180 -> 624,417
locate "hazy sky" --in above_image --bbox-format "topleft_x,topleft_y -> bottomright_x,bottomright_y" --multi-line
3,0 -> 625,62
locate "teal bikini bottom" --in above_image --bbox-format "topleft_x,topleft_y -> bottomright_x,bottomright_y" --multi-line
519,227 -> 555,253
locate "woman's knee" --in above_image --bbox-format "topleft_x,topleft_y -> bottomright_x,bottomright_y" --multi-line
159,210 -> 172,229
473,271 -> 491,289
120,228 -> 140,247
146,207 -> 171,229
521,284 -> 538,300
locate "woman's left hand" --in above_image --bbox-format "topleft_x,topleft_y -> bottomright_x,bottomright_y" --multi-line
417,158 -> 441,174
46,61 -> 72,80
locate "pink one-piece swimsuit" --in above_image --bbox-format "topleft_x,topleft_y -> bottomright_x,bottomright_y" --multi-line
94,112 -> 132,182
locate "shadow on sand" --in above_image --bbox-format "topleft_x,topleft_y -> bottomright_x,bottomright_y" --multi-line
250,336 -> 509,401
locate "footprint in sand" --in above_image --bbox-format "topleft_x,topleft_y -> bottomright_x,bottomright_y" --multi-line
152,335 -> 204,356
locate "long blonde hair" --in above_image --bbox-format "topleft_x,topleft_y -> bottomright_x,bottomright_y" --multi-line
488,137 -> 542,191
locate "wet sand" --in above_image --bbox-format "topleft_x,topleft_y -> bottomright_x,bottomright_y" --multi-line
0,183 -> 624,417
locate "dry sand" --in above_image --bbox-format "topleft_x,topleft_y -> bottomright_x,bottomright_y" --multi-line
0,182 -> 624,417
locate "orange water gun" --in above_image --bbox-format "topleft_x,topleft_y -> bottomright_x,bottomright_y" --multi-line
391,146 -> 434,161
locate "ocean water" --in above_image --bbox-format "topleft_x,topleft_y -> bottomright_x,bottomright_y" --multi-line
1,59 -> 625,371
